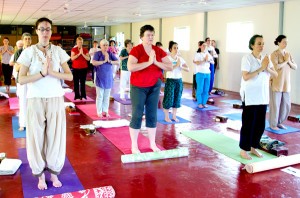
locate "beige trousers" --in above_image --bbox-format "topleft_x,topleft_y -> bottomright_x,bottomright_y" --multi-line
26,97 -> 66,176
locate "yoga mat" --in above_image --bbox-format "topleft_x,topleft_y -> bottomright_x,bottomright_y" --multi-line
86,81 -> 95,87
0,91 -> 9,98
181,129 -> 276,164
39,186 -> 116,198
12,116 -> 26,138
97,126 -> 165,154
18,148 -> 84,198
265,121 -> 300,135
9,97 -> 19,110
181,98 -> 220,111
121,147 -> 189,163
76,104 -> 121,120
223,113 -> 242,121
64,92 -> 94,102
0,86 -> 17,93
156,109 -> 190,124
221,99 -> 242,105
245,154 -> 300,174
113,93 -> 131,105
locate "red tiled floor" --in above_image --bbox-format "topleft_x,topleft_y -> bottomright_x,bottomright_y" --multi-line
1,75 -> 300,198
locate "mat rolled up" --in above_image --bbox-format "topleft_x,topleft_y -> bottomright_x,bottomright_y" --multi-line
121,147 -> 189,163
245,154 -> 300,173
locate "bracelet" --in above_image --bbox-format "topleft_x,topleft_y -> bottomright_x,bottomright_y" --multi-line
40,71 -> 45,77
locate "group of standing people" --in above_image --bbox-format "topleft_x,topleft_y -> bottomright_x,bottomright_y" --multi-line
239,34 -> 297,160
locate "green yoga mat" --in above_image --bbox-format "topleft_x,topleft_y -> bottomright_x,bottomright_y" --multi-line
181,129 -> 276,164
86,81 -> 95,87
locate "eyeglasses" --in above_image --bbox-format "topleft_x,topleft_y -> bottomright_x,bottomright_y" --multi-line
37,28 -> 51,32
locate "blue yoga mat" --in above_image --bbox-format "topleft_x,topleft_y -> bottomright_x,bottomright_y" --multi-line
223,113 -> 300,134
12,116 -> 26,138
220,99 -> 242,105
265,121 -> 300,135
156,109 -> 190,124
113,93 -> 131,105
181,98 -> 220,111
0,86 -> 17,93
18,148 -> 84,198
223,113 -> 242,121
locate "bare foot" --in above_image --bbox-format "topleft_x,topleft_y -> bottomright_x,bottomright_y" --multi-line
251,148 -> 263,158
18,127 -> 25,131
103,112 -> 110,118
120,97 -> 126,101
150,144 -> 161,152
270,126 -> 280,130
50,174 -> 62,188
277,124 -> 287,130
97,113 -> 103,118
165,118 -> 172,122
38,173 -> 47,190
172,117 -> 179,122
198,104 -> 204,108
203,105 -> 208,108
131,147 -> 141,154
240,150 -> 252,160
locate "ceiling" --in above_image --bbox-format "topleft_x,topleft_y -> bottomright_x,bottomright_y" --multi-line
0,0 -> 285,27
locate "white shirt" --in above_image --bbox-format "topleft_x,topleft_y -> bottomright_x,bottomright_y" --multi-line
17,45 -> 70,98
166,56 -> 186,79
240,53 -> 273,106
193,52 -> 214,74
207,46 -> 218,58
89,47 -> 100,63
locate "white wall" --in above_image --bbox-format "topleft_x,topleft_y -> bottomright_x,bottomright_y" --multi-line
284,0 -> 300,104
162,13 -> 205,83
110,23 -> 131,40
207,3 -> 279,93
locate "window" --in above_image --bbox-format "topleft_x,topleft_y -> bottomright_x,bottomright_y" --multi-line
174,26 -> 190,51
226,22 -> 254,53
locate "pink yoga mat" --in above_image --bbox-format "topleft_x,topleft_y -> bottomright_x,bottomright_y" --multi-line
64,92 -> 94,102
97,126 -> 165,154
76,104 -> 121,120
9,97 -> 19,109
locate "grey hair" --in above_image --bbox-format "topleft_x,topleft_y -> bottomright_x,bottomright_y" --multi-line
21,32 -> 31,39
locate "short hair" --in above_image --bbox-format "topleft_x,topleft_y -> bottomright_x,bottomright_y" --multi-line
22,32 -> 31,39
109,40 -> 115,46
35,17 -> 52,29
124,39 -> 132,47
155,42 -> 163,47
76,37 -> 83,41
168,41 -> 177,52
3,37 -> 9,41
100,39 -> 109,46
205,37 -> 210,42
140,25 -> 155,38
274,35 -> 286,46
93,40 -> 98,44
16,40 -> 23,46
248,34 -> 263,50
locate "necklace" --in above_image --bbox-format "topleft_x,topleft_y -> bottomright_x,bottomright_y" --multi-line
37,42 -> 50,49
35,44 -> 52,67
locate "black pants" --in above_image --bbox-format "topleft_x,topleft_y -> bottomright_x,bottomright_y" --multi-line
72,68 -> 88,99
2,64 -> 13,86
239,103 -> 267,151
192,74 -> 197,98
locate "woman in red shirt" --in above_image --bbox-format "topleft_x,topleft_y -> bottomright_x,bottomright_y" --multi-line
71,37 -> 90,100
128,25 -> 172,154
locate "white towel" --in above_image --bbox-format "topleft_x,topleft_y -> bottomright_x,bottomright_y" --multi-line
0,158 -> 22,175
93,119 -> 130,128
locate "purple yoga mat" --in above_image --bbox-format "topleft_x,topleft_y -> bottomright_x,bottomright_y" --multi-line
113,93 -> 131,105
9,97 -> 19,110
18,148 -> 84,198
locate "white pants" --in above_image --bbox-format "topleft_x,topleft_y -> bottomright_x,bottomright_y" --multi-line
119,70 -> 131,99
26,97 -> 66,176
16,83 -> 27,128
96,86 -> 111,114
112,64 -> 119,79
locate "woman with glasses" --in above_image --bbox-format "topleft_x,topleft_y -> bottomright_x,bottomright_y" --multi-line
71,37 -> 90,100
128,25 -> 172,154
239,35 -> 277,160
269,35 -> 297,130
92,39 -> 119,118
163,41 -> 189,122
17,17 -> 73,190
